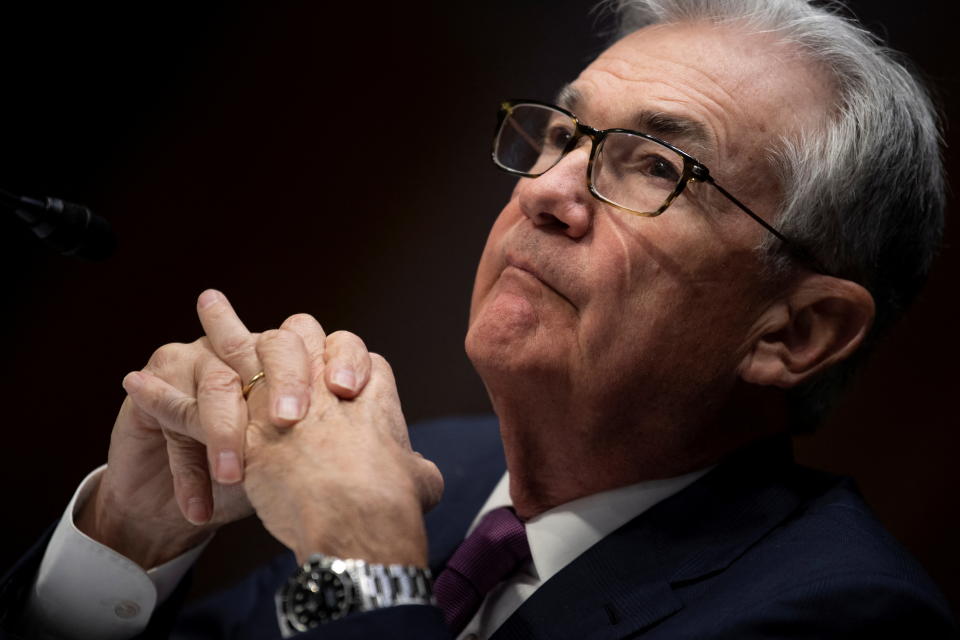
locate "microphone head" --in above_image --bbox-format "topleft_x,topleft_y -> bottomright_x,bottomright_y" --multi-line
26,197 -> 117,261
56,201 -> 117,261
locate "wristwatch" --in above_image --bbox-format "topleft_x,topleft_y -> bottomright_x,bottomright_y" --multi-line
277,554 -> 434,633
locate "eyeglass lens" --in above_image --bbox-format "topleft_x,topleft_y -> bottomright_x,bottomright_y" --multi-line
494,103 -> 687,215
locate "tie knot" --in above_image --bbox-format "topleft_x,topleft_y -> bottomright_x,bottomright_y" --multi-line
448,507 -> 529,589
434,507 -> 531,634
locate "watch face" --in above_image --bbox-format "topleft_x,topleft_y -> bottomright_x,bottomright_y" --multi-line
285,562 -> 355,631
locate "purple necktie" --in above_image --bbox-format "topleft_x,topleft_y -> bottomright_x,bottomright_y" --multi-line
433,506 -> 531,635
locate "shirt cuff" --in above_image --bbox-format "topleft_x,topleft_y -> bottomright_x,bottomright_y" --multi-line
25,465 -> 211,640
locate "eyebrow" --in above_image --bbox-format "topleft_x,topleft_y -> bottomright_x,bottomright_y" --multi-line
556,84 -> 715,158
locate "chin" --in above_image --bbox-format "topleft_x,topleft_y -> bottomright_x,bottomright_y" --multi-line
467,285 -> 539,354
466,315 -> 563,397
465,314 -> 518,375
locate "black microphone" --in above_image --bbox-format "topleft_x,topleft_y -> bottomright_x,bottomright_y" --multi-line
1,188 -> 116,260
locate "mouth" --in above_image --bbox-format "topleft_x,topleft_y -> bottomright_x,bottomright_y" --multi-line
504,254 -> 578,310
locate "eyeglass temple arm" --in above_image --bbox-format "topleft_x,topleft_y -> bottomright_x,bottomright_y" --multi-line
696,170 -> 828,275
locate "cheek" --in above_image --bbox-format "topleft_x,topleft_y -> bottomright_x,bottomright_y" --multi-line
576,252 -> 755,371
468,257 -> 495,326
468,203 -> 524,323
469,241 -> 502,326
646,279 -> 759,374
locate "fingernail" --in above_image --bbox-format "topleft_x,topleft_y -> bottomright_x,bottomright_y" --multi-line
333,369 -> 357,392
186,498 -> 210,525
198,289 -> 220,309
216,450 -> 242,484
122,372 -> 144,393
276,395 -> 302,421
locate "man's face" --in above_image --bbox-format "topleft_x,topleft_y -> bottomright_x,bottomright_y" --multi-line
466,22 -> 833,417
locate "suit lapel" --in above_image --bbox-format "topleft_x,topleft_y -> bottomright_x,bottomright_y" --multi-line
492,437 -> 829,640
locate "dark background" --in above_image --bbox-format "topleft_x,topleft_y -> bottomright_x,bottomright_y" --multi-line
2,0 -> 958,613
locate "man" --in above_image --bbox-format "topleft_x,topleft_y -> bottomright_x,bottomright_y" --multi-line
1,0 -> 955,638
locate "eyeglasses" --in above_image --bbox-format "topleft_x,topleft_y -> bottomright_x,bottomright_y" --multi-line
492,99 -> 822,272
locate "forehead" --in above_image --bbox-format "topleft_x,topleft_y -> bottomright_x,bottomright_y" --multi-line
567,22 -> 834,166
558,83 -> 715,159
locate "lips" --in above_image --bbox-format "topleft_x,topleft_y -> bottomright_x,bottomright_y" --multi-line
503,252 -> 578,309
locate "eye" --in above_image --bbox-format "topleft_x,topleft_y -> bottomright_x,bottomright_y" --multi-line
639,154 -> 682,183
544,123 -> 574,150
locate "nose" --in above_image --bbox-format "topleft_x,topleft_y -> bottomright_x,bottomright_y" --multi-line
517,144 -> 595,239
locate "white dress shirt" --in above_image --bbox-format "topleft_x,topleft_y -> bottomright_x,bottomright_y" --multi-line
455,468 -> 711,640
25,467 -> 210,640
25,465 -> 709,639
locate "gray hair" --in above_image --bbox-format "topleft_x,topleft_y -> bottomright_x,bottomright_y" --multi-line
601,0 -> 946,431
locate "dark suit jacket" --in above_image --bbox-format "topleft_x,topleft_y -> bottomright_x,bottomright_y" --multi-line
2,415 -> 957,639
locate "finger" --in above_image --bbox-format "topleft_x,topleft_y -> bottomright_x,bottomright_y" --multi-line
195,357 -> 247,484
411,455 -> 445,513
122,371 -> 213,524
165,430 -> 214,525
323,331 -> 371,398
278,314 -> 327,384
366,352 -> 397,389
364,353 -> 413,450
122,371 -> 203,441
142,342 -> 197,392
196,289 -> 261,383
255,329 -> 311,427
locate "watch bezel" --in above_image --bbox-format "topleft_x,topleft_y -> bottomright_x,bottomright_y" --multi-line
282,556 -> 359,632
279,554 -> 435,632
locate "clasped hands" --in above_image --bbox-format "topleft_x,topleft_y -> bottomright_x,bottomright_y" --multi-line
77,289 -> 443,570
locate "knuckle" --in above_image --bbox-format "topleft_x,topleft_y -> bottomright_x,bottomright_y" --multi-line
258,329 -> 281,345
218,333 -> 254,361
152,389 -> 197,434
163,428 -> 195,453
368,352 -> 392,372
329,331 -> 368,355
145,342 -> 186,373
199,413 -> 240,443
169,460 -> 203,484
169,460 -> 208,493
258,328 -> 304,359
368,353 -> 396,383
274,327 -> 301,344
166,396 -> 195,427
284,313 -> 323,333
271,370 -> 308,392
328,329 -> 361,344
417,459 -> 444,510
197,369 -> 241,395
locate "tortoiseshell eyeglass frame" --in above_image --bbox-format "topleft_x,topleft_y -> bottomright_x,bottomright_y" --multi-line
492,99 -> 828,275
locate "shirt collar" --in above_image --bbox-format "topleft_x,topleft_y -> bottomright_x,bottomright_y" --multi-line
466,467 -> 713,583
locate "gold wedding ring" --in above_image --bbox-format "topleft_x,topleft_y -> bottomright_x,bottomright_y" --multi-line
241,370 -> 266,399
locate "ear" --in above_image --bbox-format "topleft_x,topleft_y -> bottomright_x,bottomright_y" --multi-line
738,274 -> 875,388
